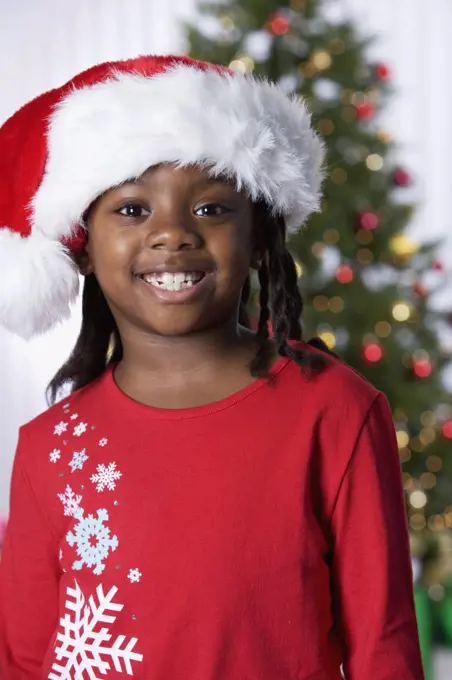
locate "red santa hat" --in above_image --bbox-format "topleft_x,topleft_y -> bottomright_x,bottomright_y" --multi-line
0,54 -> 324,339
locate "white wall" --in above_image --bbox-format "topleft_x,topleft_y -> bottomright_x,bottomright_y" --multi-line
1,0 -> 452,513
0,0 -> 196,513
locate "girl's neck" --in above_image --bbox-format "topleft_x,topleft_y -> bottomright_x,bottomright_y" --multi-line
113,322 -> 265,408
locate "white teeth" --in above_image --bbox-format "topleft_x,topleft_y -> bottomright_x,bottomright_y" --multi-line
140,271 -> 204,291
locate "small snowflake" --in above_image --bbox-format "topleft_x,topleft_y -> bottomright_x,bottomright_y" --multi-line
66,507 -> 118,575
98,438 -> 108,447
63,403 -> 70,409
58,485 -> 83,517
70,413 -> 79,421
49,449 -> 61,463
54,421 -> 68,436
73,422 -> 88,437
69,449 -> 88,473
90,462 -> 122,492
128,568 -> 142,584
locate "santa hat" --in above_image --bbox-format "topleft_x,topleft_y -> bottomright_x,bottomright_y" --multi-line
0,54 -> 325,339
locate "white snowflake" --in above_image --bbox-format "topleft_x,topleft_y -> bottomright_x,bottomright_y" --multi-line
127,568 -> 142,584
98,438 -> 108,447
66,507 -> 118,575
73,422 -> 88,437
48,580 -> 143,679
70,413 -> 79,421
69,449 -> 88,473
90,462 -> 122,492
54,421 -> 68,436
49,449 -> 61,463
62,403 -> 70,409
58,485 -> 83,517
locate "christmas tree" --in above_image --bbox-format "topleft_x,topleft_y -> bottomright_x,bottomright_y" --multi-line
187,0 -> 452,583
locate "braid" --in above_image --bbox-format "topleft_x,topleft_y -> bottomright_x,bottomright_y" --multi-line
250,205 -> 332,377
47,274 -> 122,404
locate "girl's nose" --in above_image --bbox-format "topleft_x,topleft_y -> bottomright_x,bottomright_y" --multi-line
145,218 -> 203,251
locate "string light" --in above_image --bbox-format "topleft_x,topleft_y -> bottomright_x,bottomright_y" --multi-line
410,490 -> 427,509
409,436 -> 424,453
323,228 -> 340,245
317,119 -> 335,135
330,168 -> 347,184
375,321 -> 392,337
363,341 -> 383,363
366,153 -> 384,171
426,456 -> 442,472
311,50 -> 332,70
399,447 -> 411,463
421,411 -> 436,427
357,248 -> 373,264
396,431 -> 410,448
319,331 -> 336,349
356,229 -> 374,245
442,421 -> 452,439
313,295 -> 329,311
419,428 -> 436,445
228,55 -> 255,73
329,297 -> 344,313
311,242 -> 325,257
410,514 -> 426,531
392,302 -> 412,322
336,264 -> 354,284
420,473 -> 437,490
389,234 -> 419,258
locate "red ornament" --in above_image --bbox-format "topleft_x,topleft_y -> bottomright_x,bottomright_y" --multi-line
268,13 -> 290,36
355,102 -> 376,120
363,341 -> 383,363
413,282 -> 428,298
336,264 -> 354,284
432,259 -> 444,271
393,167 -> 412,187
376,63 -> 391,80
442,421 -> 452,439
358,211 -> 380,231
413,358 -> 432,378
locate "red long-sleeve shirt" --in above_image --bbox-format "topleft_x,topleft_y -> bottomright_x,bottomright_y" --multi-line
0,348 -> 424,679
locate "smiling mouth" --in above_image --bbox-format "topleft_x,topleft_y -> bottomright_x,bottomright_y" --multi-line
139,271 -> 207,292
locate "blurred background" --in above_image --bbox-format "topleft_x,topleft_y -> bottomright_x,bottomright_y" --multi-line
1,0 -> 451,677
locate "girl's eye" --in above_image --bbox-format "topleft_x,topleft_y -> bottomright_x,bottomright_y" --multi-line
117,204 -> 150,218
195,204 -> 230,218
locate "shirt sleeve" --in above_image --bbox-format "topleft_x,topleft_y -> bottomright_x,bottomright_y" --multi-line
330,393 -> 425,680
0,426 -> 59,679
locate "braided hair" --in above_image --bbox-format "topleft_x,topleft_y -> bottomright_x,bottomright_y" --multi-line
47,202 -> 331,404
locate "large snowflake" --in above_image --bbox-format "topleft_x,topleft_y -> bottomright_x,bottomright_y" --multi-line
48,580 -> 143,679
58,485 -> 83,517
66,508 -> 118,575
90,462 -> 122,492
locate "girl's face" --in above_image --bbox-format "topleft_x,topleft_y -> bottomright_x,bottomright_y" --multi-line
82,164 -> 259,337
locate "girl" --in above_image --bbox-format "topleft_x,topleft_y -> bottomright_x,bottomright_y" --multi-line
0,55 -> 424,679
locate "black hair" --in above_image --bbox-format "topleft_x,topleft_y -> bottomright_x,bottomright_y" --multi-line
47,203 -> 332,404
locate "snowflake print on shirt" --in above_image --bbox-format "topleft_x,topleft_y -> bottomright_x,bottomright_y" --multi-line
58,485 -> 83,517
69,449 -> 88,473
49,449 -> 61,463
54,422 -> 68,436
70,413 -> 79,421
99,438 -> 108,447
48,580 -> 143,679
66,507 -> 118,575
73,422 -> 88,437
128,568 -> 142,584
91,462 -> 122,492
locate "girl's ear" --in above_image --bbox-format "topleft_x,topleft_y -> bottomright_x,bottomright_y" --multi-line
76,244 -> 93,277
